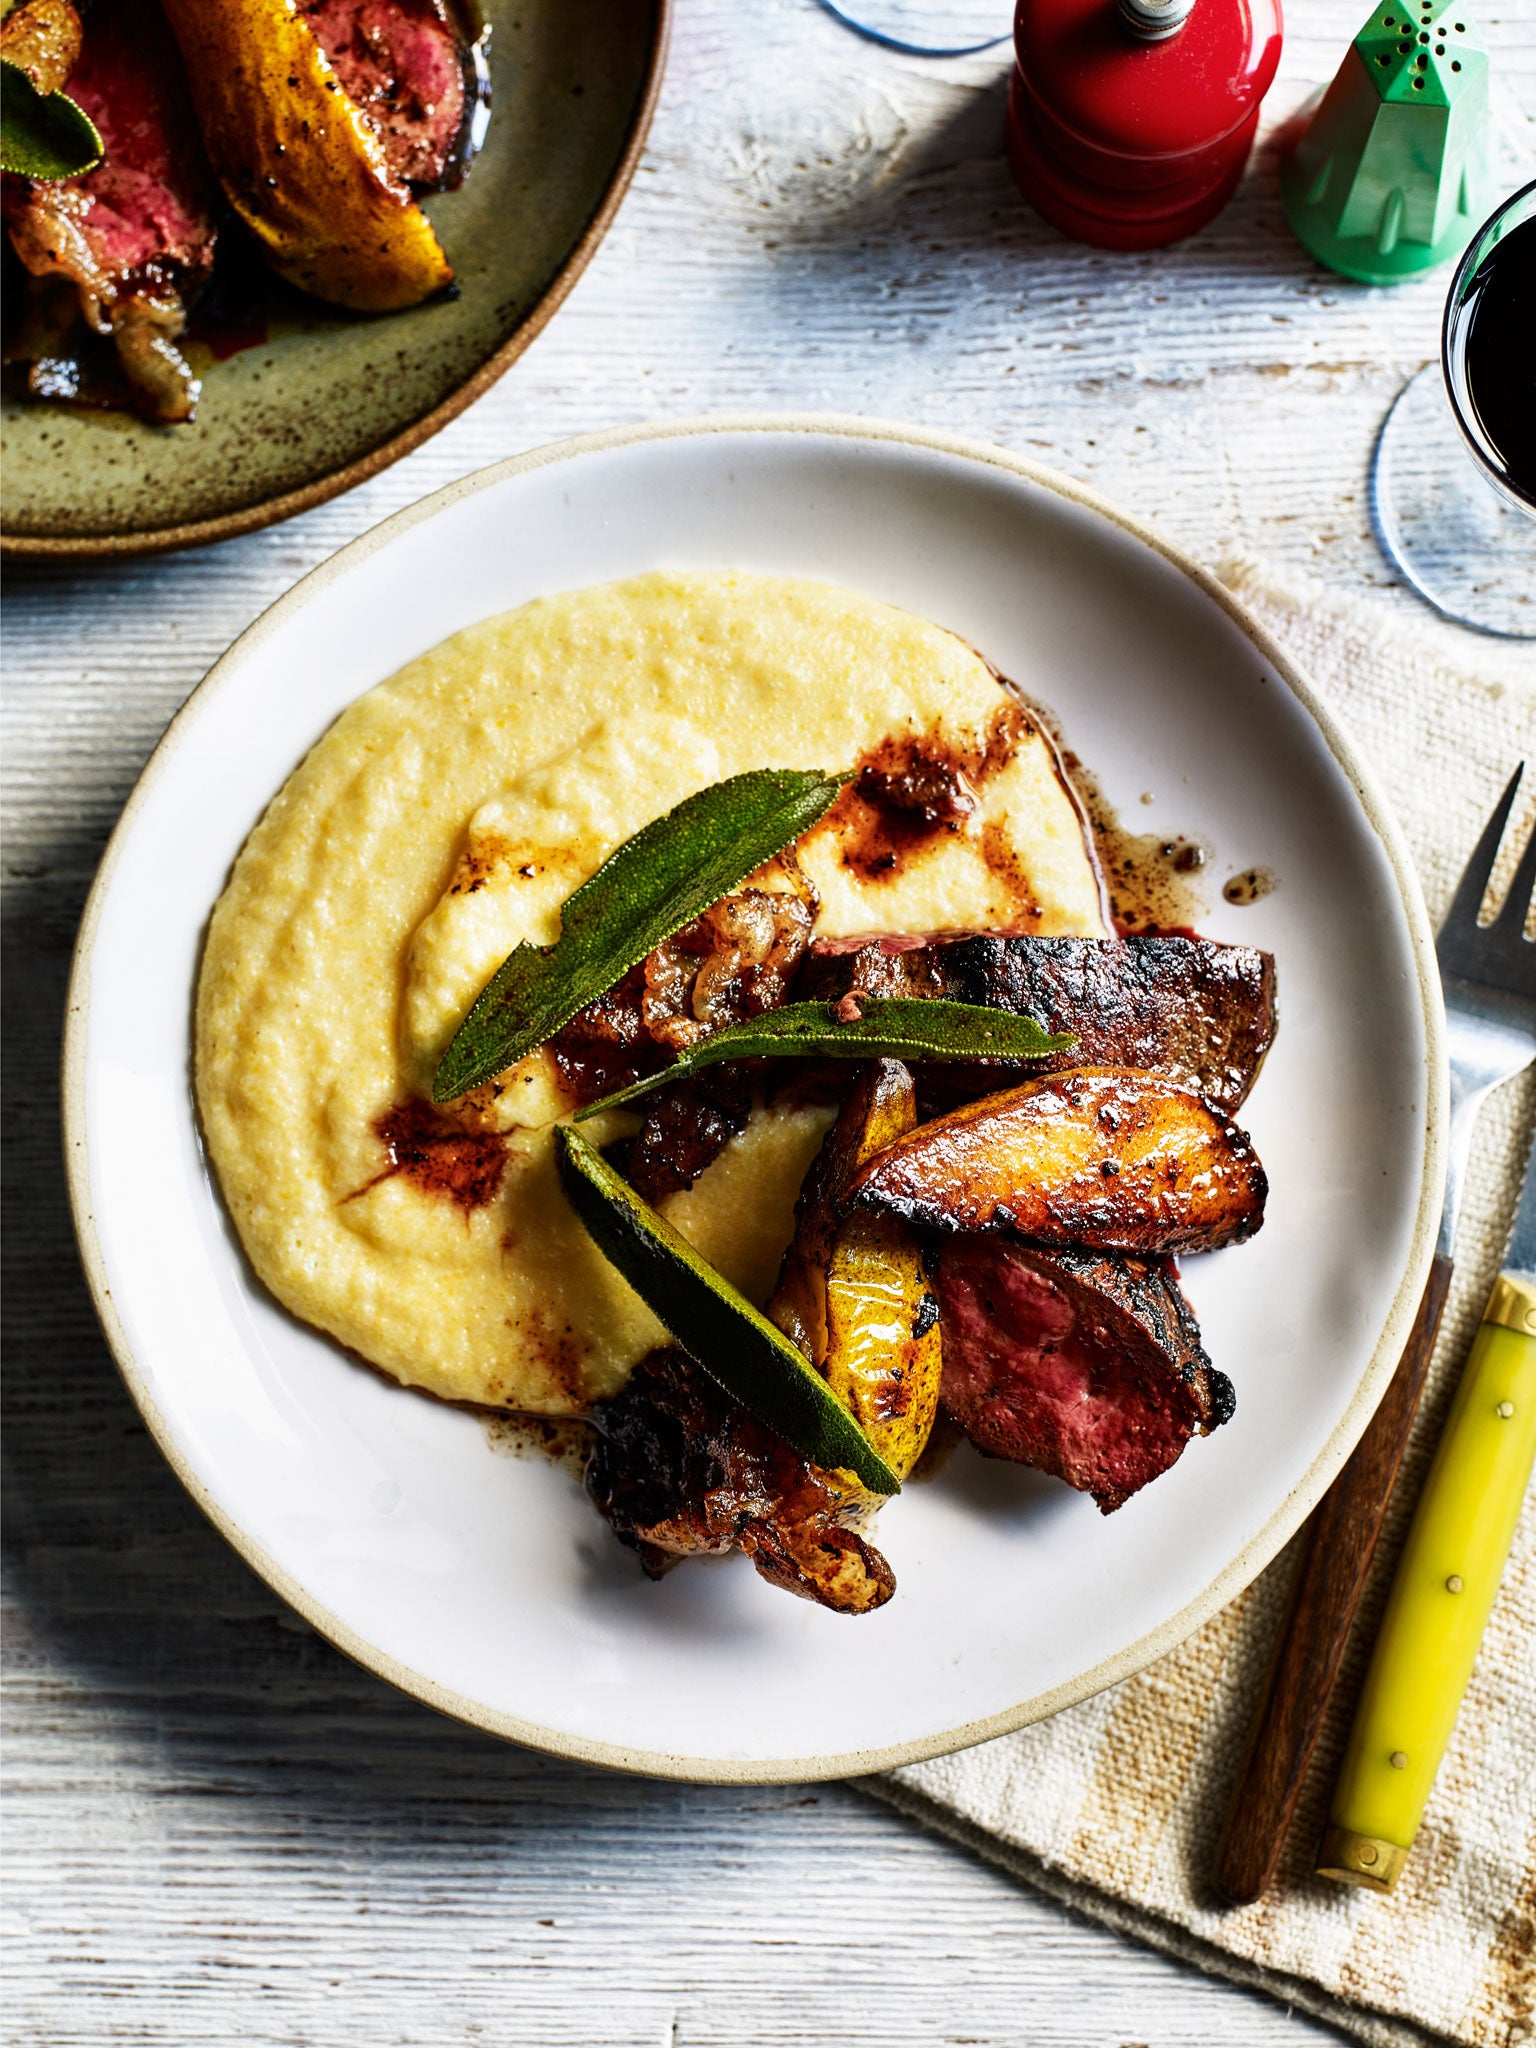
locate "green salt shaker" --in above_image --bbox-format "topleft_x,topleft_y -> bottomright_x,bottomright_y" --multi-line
1280,3 -> 1492,284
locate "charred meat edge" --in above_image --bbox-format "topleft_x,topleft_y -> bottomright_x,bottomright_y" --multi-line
585,1348 -> 896,1617
799,932 -> 1276,1115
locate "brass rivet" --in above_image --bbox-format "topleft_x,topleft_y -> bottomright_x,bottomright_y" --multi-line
1390,1751 -> 1409,1770
1446,1574 -> 1464,1593
1496,1400 -> 1515,1418
1359,1843 -> 1379,1866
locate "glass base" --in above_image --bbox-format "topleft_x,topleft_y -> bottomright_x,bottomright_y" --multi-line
1371,365 -> 1536,641
815,0 -> 1011,55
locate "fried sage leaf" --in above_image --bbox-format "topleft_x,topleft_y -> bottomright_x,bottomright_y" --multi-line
0,59 -> 101,179
433,767 -> 850,1104
555,1124 -> 900,1496
574,998 -> 1076,1119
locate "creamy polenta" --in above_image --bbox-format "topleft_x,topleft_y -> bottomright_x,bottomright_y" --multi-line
196,572 -> 1108,1414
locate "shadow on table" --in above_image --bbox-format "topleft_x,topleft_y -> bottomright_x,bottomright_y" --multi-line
1,820 -> 682,1841
753,71 -> 1328,320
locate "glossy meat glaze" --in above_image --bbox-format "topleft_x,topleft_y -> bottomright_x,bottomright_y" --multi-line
800,932 -> 1276,1114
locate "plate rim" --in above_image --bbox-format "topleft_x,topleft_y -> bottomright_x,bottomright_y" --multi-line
0,1 -> 672,563
61,411 -> 1448,1782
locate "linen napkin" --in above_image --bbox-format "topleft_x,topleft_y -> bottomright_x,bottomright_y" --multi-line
866,558 -> 1536,2048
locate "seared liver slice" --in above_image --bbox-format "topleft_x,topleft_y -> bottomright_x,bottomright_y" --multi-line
301,0 -> 472,191
48,0 -> 218,277
2,0 -> 218,420
586,1348 -> 896,1615
937,1236 -> 1233,1514
799,933 -> 1276,1114
623,1064 -> 753,1203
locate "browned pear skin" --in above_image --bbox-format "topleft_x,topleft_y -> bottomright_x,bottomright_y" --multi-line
158,0 -> 451,312
847,1066 -> 1266,1257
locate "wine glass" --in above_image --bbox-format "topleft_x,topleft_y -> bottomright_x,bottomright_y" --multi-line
814,0 -> 1011,57
1371,179 -> 1536,640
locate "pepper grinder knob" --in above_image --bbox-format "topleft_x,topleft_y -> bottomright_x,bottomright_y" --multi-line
1118,0 -> 1195,42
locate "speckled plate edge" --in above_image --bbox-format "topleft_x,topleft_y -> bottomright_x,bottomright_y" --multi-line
1,5 -> 671,563
61,413 -> 1447,1783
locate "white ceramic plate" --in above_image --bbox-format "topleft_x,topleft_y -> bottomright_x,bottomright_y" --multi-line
65,417 -> 1445,1782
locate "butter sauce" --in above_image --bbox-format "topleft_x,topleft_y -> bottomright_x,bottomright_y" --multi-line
1057,748 -> 1213,936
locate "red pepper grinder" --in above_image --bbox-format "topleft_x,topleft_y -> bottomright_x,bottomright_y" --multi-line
1007,0 -> 1284,250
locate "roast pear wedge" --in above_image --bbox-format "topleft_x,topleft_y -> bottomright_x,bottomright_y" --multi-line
848,1066 -> 1267,1257
767,1058 -> 942,1494
158,0 -> 451,311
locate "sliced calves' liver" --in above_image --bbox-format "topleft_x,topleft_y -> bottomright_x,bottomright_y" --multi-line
798,933 -> 1276,1114
301,0 -> 471,191
2,0 -> 217,420
937,1236 -> 1234,1514
586,1348 -> 896,1615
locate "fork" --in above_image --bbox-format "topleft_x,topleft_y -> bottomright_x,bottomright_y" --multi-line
1214,763 -> 1536,1905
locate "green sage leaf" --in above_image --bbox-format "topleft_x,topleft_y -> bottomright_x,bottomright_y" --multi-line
555,1124 -> 900,1495
433,766 -> 850,1103
1,59 -> 102,179
574,997 -> 1076,1119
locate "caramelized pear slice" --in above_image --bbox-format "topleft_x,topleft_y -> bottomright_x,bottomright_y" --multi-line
847,1066 -> 1266,1257
768,1058 -> 942,1491
159,0 -> 450,311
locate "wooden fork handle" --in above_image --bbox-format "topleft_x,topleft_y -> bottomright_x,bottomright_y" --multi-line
1213,1252 -> 1454,1906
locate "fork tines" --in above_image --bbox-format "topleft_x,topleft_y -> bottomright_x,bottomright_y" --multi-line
1437,763 -> 1536,996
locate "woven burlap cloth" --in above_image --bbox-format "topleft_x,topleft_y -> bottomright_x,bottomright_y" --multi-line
864,560 -> 1536,2048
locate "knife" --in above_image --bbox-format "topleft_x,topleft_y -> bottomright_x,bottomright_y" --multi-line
1318,1121 -> 1536,1893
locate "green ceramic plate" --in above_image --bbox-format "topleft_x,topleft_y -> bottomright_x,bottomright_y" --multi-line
0,0 -> 668,558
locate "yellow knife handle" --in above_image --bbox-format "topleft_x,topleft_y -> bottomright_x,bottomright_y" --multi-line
1319,1276 -> 1536,1893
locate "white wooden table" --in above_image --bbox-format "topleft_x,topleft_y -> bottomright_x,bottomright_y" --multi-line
6,4 -> 1534,2042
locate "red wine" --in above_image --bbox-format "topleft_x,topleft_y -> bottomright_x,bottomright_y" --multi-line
1462,214 -> 1536,498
